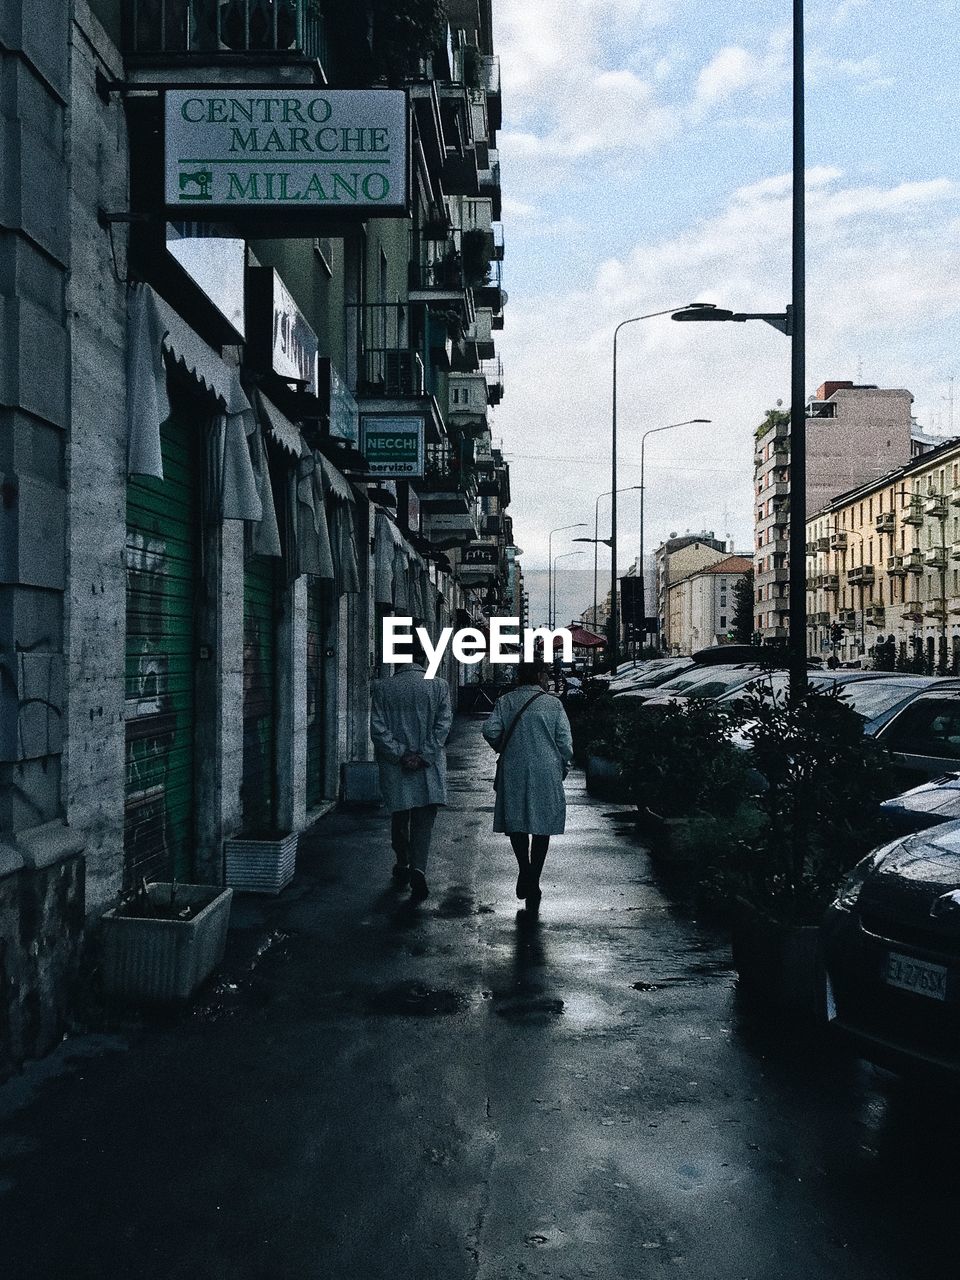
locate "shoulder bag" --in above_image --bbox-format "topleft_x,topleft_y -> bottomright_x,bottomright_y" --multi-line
493,691 -> 546,792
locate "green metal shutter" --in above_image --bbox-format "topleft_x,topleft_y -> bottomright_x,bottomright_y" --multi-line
306,576 -> 329,809
241,555 -> 279,834
125,416 -> 199,887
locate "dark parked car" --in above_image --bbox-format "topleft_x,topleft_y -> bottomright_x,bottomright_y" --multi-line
874,686 -> 960,786
616,663 -> 764,704
822,822 -> 960,1076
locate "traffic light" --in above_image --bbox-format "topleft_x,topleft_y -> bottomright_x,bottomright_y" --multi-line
830,622 -> 844,645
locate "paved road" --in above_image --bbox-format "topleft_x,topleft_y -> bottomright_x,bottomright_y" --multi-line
1,718 -> 957,1279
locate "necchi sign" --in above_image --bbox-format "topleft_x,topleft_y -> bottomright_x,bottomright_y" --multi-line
362,417 -> 425,478
164,89 -> 408,213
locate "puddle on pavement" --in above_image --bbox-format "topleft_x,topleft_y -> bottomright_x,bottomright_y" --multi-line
495,995 -> 565,1021
366,981 -> 471,1016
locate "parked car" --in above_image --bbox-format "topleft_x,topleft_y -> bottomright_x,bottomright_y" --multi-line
605,657 -> 695,693
873,686 -> 960,786
880,773 -> 960,836
617,663 -> 765,704
822,821 -> 960,1077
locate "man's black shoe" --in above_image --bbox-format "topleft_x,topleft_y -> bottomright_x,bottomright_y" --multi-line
392,862 -> 411,887
409,870 -> 429,903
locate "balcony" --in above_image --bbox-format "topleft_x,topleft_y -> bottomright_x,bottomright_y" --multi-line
816,536 -> 831,552
904,550 -> 925,574
926,493 -> 949,519
847,564 -> 876,585
839,609 -> 858,627
483,54 -> 502,130
477,149 -> 502,219
447,372 -> 490,427
903,601 -> 924,621
805,575 -> 818,590
768,480 -> 790,498
820,573 -> 840,592
408,255 -> 469,306
124,0 -> 328,71
813,611 -> 832,627
361,349 -> 425,399
925,603 -> 947,621
952,540 -> 960,561
830,531 -> 848,550
867,605 -> 886,626
481,356 -> 504,406
886,554 -> 905,576
875,511 -> 896,533
925,548 -> 949,570
902,497 -> 924,526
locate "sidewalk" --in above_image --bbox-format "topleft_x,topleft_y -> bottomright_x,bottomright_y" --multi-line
0,718 -> 956,1279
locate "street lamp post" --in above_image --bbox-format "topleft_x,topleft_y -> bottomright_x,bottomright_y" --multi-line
609,306 -> 699,675
547,522 -> 587,627
551,549 -> 585,634
670,0 -> 805,699
578,486 -> 641,639
638,419 -> 712,649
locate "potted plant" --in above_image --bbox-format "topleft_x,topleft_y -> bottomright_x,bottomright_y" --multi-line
224,828 -> 298,894
725,688 -> 894,1016
101,880 -> 233,1002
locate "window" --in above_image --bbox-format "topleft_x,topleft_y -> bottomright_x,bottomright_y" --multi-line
719,616 -> 727,628
881,699 -> 960,759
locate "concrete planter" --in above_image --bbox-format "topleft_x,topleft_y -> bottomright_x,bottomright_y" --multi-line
642,810 -> 696,867
101,883 -> 233,1002
224,832 -> 297,895
731,899 -> 824,1019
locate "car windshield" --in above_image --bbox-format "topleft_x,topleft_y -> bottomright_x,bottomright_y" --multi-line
662,666 -> 761,697
626,662 -> 692,689
836,679 -> 930,721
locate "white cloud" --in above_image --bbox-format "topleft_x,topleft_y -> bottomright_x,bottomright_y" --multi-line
495,169 -> 960,571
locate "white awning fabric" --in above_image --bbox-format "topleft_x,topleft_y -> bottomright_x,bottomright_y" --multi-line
318,454 -> 356,504
256,390 -> 304,458
154,293 -> 248,414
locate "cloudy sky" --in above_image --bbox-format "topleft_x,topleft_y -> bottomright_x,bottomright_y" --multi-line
490,0 -> 960,604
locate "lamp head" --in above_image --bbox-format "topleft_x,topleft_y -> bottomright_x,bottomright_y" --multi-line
671,304 -> 735,323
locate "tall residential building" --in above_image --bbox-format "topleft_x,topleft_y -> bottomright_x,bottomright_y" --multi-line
754,381 -> 932,642
1,0 -> 513,1079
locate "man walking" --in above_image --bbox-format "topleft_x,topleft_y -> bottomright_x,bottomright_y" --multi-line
370,644 -> 453,903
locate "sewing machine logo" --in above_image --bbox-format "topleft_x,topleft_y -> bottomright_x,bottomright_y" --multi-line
178,168 -> 214,201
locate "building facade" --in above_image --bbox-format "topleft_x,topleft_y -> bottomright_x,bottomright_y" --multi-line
664,555 -> 753,656
654,534 -> 728,651
754,380 -> 930,642
1,0 -> 515,1078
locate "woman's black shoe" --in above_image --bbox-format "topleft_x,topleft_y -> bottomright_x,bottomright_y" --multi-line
392,862 -> 410,887
515,867 -> 530,899
409,870 -> 429,903
524,888 -> 542,914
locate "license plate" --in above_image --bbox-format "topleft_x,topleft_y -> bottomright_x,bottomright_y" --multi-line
885,952 -> 948,1001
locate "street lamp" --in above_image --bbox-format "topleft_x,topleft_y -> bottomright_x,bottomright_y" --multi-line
578,485 -> 642,638
670,0 -> 805,700
551,550 -> 585,631
638,419 -> 712,650
610,305 -> 701,675
548,524 -> 587,626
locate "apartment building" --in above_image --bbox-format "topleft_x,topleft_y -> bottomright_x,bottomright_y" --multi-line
1,0 -> 514,1078
665,555 -> 753,656
754,381 -> 924,642
655,533 -> 728,650
807,438 -> 960,668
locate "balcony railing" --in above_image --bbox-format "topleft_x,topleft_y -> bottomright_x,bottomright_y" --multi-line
875,511 -> 896,533
360,349 -> 425,398
125,0 -> 328,59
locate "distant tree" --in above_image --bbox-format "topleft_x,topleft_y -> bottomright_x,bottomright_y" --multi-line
731,569 -> 755,644
754,406 -> 791,442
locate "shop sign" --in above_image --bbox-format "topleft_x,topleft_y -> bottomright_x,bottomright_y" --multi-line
462,543 -> 498,567
425,513 -> 478,535
362,416 -> 425,478
247,267 -> 318,394
323,359 -> 359,445
165,89 -> 408,213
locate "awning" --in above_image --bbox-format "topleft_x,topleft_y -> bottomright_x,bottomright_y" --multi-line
255,390 -> 304,458
154,293 -> 248,414
319,454 -> 356,504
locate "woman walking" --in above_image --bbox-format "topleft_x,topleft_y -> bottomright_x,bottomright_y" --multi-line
482,662 -> 574,912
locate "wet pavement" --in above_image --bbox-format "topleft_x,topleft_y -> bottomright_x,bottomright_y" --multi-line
2,718 -> 959,1279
